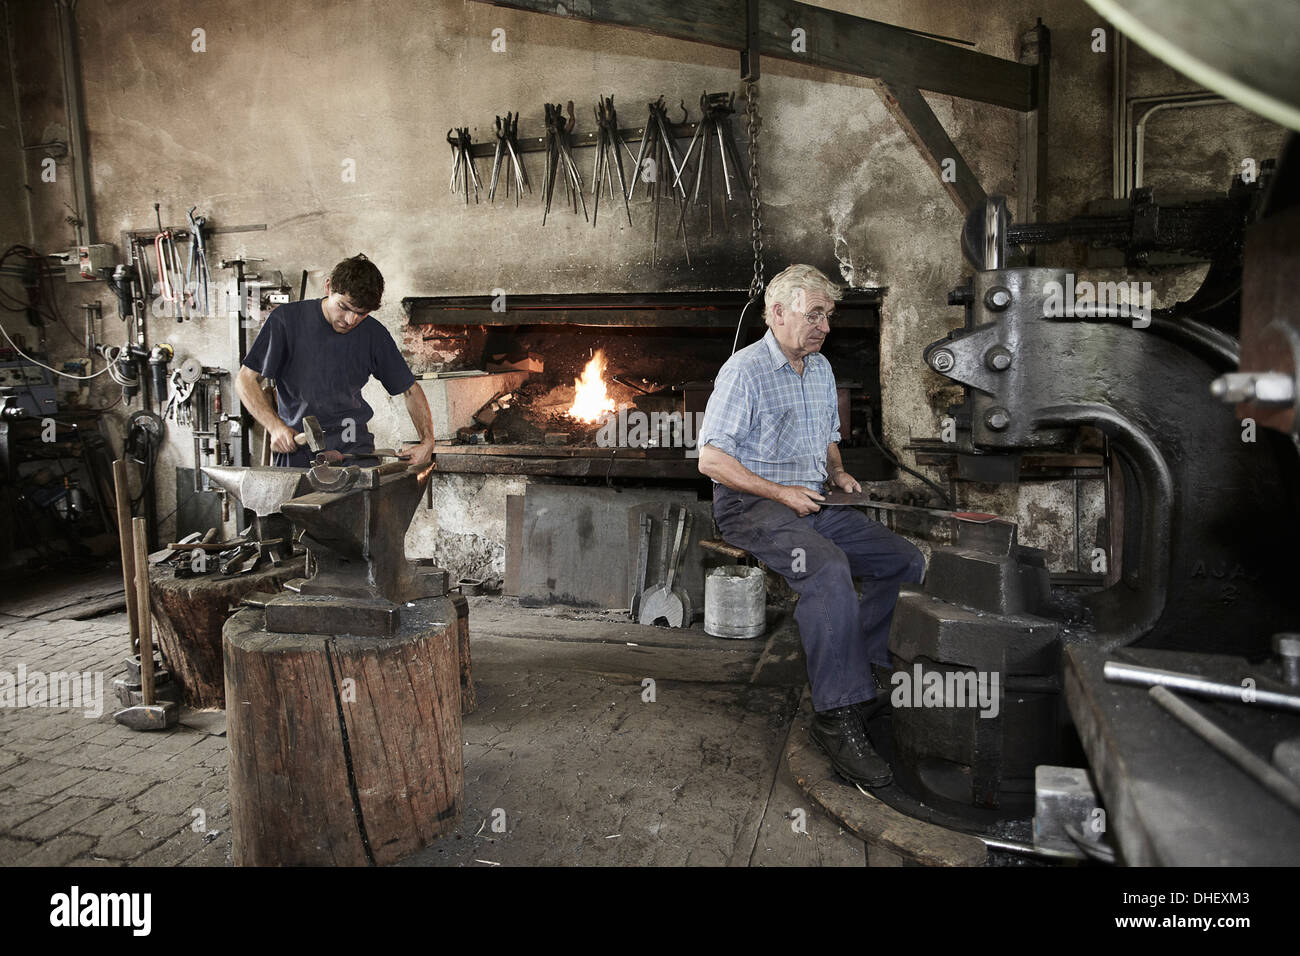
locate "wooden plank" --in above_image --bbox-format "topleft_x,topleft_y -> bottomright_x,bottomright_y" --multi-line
471,0 -> 1035,111
433,442 -> 676,459
785,689 -> 988,866
433,453 -> 704,479
406,307 -> 879,329
407,290 -> 883,310
878,82 -> 986,216
749,721 -> 869,866
405,290 -> 883,329
36,591 -> 125,621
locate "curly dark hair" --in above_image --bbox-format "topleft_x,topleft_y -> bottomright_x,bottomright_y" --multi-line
329,254 -> 384,312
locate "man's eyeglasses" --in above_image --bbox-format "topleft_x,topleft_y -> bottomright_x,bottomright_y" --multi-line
797,308 -> 834,327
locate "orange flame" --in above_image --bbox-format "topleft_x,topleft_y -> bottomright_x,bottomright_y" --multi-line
569,350 -> 616,423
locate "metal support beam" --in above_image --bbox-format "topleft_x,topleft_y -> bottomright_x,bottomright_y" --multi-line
53,0 -> 93,244
1018,20 -> 1051,263
878,82 -> 986,216
741,0 -> 759,81
471,0 -> 1035,111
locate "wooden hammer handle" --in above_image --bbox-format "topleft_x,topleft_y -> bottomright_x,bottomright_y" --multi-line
132,517 -> 156,706
113,459 -> 140,656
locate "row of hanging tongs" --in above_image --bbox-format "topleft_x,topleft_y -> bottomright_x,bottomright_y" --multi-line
446,93 -> 752,260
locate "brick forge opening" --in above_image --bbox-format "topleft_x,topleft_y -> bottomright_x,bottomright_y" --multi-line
402,291 -> 890,480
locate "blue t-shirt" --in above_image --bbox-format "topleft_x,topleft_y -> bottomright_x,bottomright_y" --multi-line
242,298 -> 417,466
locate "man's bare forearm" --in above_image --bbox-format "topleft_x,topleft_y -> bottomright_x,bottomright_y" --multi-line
827,442 -> 845,478
698,444 -> 788,501
402,383 -> 435,443
235,366 -> 285,435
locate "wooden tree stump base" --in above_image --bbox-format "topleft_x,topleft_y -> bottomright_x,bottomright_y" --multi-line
224,598 -> 464,866
149,558 -> 307,708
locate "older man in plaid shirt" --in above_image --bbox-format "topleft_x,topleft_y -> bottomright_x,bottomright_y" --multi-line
698,264 -> 925,788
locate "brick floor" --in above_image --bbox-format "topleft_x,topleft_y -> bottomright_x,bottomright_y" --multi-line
1,571 -> 234,867
2,570 -> 867,868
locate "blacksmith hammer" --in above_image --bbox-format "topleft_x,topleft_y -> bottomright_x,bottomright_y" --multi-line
114,517 -> 180,731
294,416 -> 407,463
295,415 -> 325,452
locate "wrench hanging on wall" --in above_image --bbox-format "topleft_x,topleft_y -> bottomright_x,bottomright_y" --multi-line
185,206 -> 211,318
153,204 -> 185,320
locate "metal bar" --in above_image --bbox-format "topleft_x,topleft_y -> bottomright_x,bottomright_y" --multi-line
404,289 -> 883,313
469,0 -> 1035,111
1133,97 -> 1227,189
53,0 -> 93,244
1149,686 -> 1300,814
1104,660 -> 1300,713
1019,20 -> 1050,263
741,0 -> 760,80
1112,32 -> 1127,198
468,124 -> 699,158
878,81 -> 986,216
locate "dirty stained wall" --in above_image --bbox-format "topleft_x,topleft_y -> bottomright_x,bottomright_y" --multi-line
0,0 -> 1289,582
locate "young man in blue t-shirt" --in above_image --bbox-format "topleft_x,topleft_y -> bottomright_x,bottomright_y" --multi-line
235,254 -> 435,468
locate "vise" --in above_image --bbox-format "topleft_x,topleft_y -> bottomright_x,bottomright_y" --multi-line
265,459 -> 448,636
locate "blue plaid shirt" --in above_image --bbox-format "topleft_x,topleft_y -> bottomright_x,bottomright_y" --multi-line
699,329 -> 841,492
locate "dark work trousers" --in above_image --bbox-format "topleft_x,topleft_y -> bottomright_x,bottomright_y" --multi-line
712,484 -> 926,713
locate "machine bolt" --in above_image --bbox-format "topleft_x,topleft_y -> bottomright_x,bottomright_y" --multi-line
985,346 -> 1013,371
930,349 -> 956,373
984,407 -> 1011,431
948,285 -> 974,306
1274,633 -> 1300,688
984,286 -> 1012,311
1209,371 -> 1295,406
1209,374 -> 1253,402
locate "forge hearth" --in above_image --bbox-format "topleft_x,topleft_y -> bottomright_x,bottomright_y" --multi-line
404,289 -> 889,476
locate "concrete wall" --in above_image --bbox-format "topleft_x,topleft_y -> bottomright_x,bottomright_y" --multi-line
0,0 -> 1289,580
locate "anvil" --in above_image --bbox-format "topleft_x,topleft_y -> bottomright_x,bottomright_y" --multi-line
264,460 -> 448,635
202,465 -> 311,564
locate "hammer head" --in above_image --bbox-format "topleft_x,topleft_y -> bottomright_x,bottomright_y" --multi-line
113,701 -> 180,731
301,416 -> 325,452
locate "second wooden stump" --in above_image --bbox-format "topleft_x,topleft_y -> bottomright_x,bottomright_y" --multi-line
224,596 -> 464,866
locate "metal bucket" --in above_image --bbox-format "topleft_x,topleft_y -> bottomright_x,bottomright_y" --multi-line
704,566 -> 765,639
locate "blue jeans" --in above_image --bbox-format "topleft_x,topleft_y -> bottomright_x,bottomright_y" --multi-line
712,485 -> 926,713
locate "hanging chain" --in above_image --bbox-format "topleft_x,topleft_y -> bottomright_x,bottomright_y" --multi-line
744,77 -> 764,299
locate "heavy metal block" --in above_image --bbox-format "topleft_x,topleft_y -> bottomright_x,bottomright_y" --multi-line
264,593 -> 401,638
925,547 -> 1050,616
1033,765 -> 1101,855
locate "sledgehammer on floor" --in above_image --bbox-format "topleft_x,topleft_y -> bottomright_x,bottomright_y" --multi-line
114,516 -> 179,731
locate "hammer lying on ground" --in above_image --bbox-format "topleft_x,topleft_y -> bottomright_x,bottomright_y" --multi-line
295,414 -> 409,462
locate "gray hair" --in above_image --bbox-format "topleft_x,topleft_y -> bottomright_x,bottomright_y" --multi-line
764,264 -> 842,326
